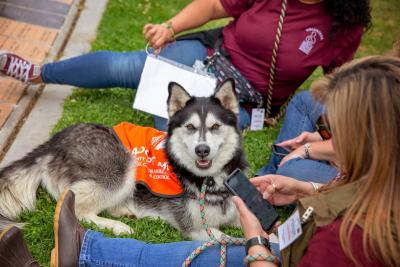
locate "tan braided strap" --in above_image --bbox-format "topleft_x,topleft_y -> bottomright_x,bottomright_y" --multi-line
244,253 -> 280,266
264,93 -> 294,126
182,178 -> 245,267
264,0 -> 290,126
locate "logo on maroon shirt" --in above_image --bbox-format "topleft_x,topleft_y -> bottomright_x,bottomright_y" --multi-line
299,28 -> 324,55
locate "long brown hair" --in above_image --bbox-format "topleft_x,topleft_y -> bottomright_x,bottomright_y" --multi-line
311,55 -> 400,266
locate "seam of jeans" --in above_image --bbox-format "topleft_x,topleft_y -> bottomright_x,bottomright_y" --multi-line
137,243 -> 149,267
292,95 -> 311,138
91,259 -> 134,267
40,63 -> 48,83
79,231 -> 135,267
79,230 -> 92,265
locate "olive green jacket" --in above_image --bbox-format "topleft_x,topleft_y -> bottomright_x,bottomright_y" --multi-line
281,180 -> 364,267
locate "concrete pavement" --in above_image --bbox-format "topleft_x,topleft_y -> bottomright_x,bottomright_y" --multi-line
0,0 -> 108,167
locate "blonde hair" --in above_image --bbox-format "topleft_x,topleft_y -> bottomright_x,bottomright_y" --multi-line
310,54 -> 400,266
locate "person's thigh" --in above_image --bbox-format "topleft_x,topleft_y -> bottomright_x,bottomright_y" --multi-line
42,40 -> 207,89
275,90 -> 324,143
157,40 -> 208,67
276,158 -> 338,184
79,231 -> 246,267
256,91 -> 325,176
144,242 -> 246,267
109,40 -> 207,89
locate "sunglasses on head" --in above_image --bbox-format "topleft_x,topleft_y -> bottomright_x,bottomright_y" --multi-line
316,114 -> 332,140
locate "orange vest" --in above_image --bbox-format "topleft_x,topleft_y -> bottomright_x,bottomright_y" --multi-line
113,122 -> 183,197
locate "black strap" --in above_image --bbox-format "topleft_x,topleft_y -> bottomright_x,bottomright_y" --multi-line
245,236 -> 271,254
176,27 -> 224,50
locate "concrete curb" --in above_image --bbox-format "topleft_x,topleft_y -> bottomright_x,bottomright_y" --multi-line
0,0 -> 82,161
0,0 -> 108,167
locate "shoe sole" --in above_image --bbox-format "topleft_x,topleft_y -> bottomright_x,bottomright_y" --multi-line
50,189 -> 70,267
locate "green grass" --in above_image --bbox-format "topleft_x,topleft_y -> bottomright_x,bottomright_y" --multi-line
19,0 -> 400,265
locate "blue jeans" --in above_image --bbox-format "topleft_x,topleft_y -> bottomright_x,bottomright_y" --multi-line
256,91 -> 338,184
79,231 -> 280,267
41,40 -> 250,130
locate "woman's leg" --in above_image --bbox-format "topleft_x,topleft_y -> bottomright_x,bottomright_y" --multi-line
256,91 -> 324,176
79,231 -> 246,267
276,158 -> 338,184
239,106 -> 251,130
40,40 -> 208,89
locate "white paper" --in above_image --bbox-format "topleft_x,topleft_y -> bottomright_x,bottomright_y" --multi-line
133,55 -> 217,118
250,108 -> 265,131
278,210 -> 303,251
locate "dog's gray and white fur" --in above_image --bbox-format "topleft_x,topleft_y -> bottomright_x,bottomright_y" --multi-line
0,79 -> 248,239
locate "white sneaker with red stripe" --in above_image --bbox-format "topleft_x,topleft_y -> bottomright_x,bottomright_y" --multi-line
0,51 -> 41,83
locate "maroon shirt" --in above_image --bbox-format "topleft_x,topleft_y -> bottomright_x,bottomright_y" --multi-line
298,219 -> 382,267
220,0 -> 363,106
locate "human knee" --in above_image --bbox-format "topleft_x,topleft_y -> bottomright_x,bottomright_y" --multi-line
289,91 -> 313,110
288,90 -> 323,122
107,51 -> 146,88
276,158 -> 308,180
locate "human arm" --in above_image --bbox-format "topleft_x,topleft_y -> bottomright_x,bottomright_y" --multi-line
250,175 -> 320,206
143,0 -> 230,50
276,131 -> 322,151
232,196 -> 277,267
279,139 -> 336,167
235,197 -> 375,266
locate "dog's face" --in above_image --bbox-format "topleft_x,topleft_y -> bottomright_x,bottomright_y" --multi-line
166,79 -> 242,177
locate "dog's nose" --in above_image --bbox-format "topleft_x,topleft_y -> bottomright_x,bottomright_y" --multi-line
195,144 -> 210,158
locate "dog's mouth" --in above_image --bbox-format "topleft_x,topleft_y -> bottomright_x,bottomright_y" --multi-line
195,159 -> 212,169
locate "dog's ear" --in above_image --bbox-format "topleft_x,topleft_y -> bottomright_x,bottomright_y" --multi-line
214,79 -> 239,115
167,82 -> 191,117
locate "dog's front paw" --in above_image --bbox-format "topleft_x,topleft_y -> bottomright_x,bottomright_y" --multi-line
111,221 -> 133,235
188,228 -> 226,241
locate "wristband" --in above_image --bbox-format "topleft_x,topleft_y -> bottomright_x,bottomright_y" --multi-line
244,253 -> 280,266
304,143 -> 311,159
245,235 -> 270,255
163,21 -> 175,40
309,181 -> 319,192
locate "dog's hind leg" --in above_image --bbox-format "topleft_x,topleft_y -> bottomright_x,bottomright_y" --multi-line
69,176 -> 135,236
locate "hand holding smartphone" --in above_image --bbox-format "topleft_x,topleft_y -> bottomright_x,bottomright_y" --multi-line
272,144 -> 291,157
224,169 -> 280,232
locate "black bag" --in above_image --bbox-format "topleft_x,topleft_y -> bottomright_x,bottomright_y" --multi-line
177,28 -> 264,107
204,48 -> 264,106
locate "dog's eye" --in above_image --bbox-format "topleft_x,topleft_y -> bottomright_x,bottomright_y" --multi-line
210,123 -> 220,131
185,124 -> 196,131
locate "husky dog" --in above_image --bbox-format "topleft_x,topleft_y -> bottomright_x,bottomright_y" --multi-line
0,79 -> 247,240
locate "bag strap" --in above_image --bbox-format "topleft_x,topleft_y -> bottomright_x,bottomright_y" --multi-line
264,0 -> 290,126
214,35 -> 223,51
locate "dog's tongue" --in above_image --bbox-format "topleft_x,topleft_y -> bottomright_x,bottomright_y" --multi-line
196,159 -> 212,169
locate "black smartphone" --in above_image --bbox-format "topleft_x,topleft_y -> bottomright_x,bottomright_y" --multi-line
224,169 -> 280,232
272,144 -> 291,157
